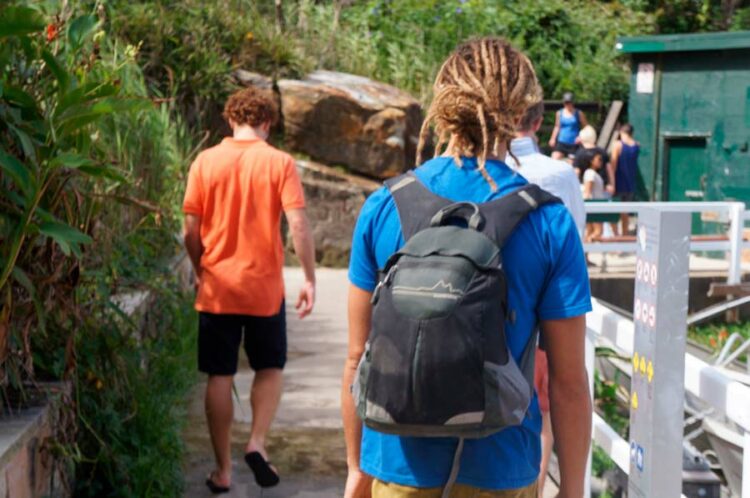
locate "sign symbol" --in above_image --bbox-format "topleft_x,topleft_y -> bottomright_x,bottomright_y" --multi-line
632,391 -> 639,409
640,356 -> 647,376
630,441 -> 637,463
648,305 -> 656,328
634,299 -> 642,319
650,265 -> 658,286
638,226 -> 647,251
632,352 -> 639,371
647,361 -> 654,383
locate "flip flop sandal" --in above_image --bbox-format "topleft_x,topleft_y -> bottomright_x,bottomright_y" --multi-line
244,451 -> 280,488
205,473 -> 230,494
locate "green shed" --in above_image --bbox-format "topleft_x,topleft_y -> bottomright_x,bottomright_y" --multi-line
616,31 -> 750,204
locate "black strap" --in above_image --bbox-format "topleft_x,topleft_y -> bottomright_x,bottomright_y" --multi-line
478,184 -> 561,248
385,172 -> 450,240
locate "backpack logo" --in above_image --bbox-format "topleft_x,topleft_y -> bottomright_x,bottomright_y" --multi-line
392,279 -> 464,300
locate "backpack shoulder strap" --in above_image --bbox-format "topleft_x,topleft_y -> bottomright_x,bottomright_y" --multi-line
384,171 -> 450,240
479,184 -> 561,248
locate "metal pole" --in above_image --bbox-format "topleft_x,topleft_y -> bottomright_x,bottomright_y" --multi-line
628,209 -> 691,498
728,202 -> 744,286
743,431 -> 750,498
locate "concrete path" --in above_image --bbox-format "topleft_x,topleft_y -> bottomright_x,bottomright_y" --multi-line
183,268 -> 557,497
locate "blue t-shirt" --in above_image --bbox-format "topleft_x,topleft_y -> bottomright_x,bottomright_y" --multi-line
348,156 -> 592,490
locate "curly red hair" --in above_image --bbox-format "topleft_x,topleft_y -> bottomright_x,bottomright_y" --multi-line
223,87 -> 279,127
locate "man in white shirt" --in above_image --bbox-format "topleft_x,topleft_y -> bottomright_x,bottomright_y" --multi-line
508,102 -> 586,238
508,101 -> 587,497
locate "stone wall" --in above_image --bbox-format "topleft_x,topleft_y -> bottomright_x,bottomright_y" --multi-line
289,161 -> 380,267
0,386 -> 69,498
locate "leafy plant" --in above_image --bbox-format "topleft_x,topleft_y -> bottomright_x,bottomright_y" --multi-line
1,2 -> 198,496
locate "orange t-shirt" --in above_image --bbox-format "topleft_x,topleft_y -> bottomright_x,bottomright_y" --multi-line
182,137 -> 306,316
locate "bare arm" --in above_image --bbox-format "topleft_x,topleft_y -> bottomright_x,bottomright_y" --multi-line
342,285 -> 373,498
582,177 -> 594,200
579,111 -> 588,128
183,214 -> 203,283
541,315 -> 591,498
285,208 -> 316,318
548,111 -> 560,147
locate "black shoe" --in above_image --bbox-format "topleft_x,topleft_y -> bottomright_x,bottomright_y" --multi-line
245,451 -> 280,488
205,473 -> 230,494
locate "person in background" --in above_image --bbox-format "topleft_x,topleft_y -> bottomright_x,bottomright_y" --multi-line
548,92 -> 588,162
573,125 -> 614,196
510,101 -> 586,238
582,150 -> 608,243
509,101 -> 587,497
343,37 -> 592,498
610,123 -> 640,235
183,87 -> 316,494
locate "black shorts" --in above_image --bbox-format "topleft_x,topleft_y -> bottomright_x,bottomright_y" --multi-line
554,141 -> 579,157
198,303 -> 287,376
615,192 -> 635,201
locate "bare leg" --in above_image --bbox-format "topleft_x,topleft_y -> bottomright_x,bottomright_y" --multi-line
205,375 -> 234,487
245,368 -> 283,457
538,411 -> 554,497
551,151 -> 564,161
620,213 -> 630,236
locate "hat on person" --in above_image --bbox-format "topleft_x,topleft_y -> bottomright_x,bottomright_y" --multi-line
562,92 -> 574,103
579,125 -> 597,146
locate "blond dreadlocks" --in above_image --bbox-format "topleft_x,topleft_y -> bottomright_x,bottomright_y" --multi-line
416,37 -> 542,191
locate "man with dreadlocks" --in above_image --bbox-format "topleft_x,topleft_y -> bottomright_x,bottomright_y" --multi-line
342,37 -> 592,498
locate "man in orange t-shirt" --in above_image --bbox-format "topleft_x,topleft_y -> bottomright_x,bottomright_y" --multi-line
183,87 -> 316,493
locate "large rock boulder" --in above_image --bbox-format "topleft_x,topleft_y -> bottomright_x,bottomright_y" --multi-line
287,160 -> 380,267
278,71 -> 422,179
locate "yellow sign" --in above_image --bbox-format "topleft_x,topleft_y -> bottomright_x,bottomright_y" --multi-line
640,356 -> 647,376
633,352 -> 639,371
632,391 -> 639,410
647,361 -> 654,383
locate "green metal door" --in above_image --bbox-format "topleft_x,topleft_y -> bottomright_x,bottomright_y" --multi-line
664,137 -> 709,234
665,138 -> 708,201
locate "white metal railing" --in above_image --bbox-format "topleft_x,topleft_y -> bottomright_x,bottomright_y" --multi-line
583,201 -> 749,285
585,299 -> 750,497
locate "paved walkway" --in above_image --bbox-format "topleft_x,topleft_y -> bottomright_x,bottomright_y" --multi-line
183,268 -> 557,497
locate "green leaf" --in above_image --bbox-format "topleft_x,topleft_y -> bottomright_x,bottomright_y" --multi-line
41,50 -> 70,94
57,82 -> 116,115
56,97 -> 148,137
50,153 -> 93,170
0,150 -> 33,195
2,86 -> 37,111
38,221 -> 92,257
77,165 -> 127,183
7,123 -> 37,164
0,7 -> 46,38
67,15 -> 98,51
11,267 -> 34,293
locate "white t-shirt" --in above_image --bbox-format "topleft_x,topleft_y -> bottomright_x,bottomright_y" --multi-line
583,168 -> 606,200
507,138 -> 586,238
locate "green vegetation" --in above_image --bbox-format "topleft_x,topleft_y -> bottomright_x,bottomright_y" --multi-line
1,2 -> 196,495
689,321 -> 750,359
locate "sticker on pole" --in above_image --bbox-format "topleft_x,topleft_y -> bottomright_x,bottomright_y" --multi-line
638,225 -> 647,251
636,445 -> 645,472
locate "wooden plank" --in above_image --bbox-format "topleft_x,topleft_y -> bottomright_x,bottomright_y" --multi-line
707,282 -> 750,297
598,100 -> 624,150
